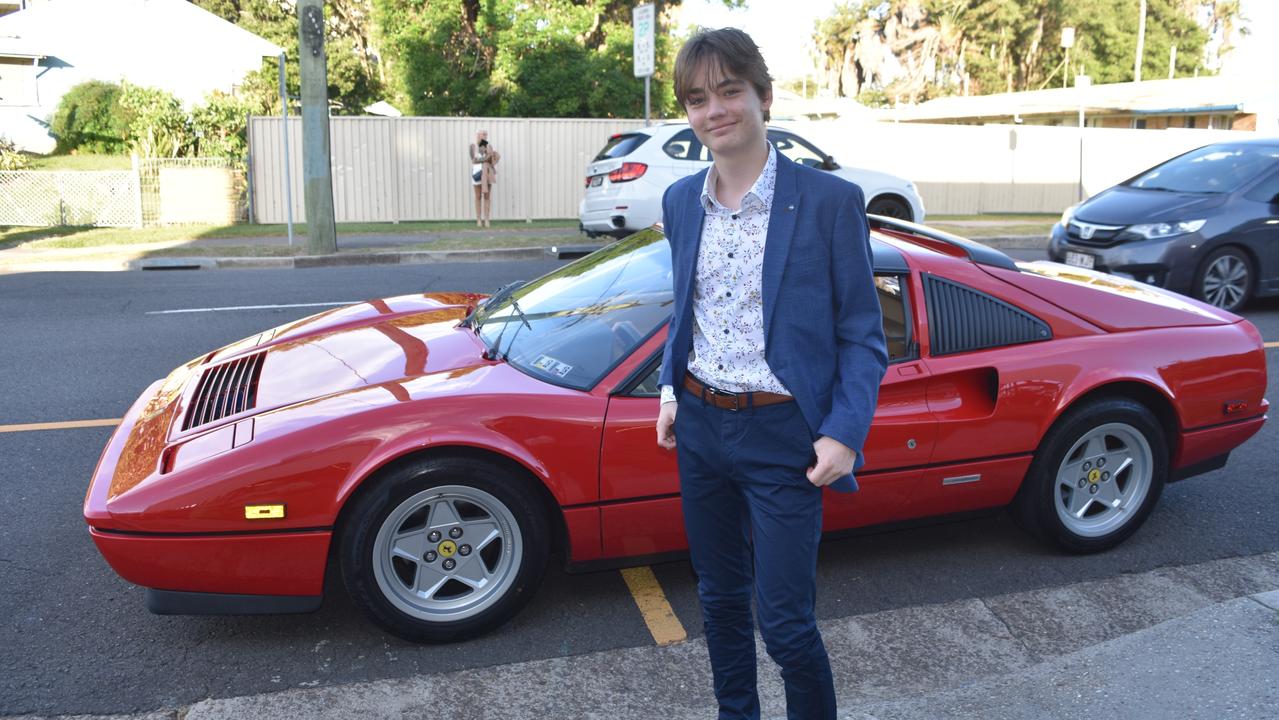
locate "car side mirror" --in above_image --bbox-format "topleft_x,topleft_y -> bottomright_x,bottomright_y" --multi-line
822,155 -> 839,171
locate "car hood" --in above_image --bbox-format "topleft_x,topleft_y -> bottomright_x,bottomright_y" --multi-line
1075,186 -> 1226,225
178,292 -> 491,437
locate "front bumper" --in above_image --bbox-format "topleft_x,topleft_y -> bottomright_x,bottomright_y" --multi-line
1047,223 -> 1203,294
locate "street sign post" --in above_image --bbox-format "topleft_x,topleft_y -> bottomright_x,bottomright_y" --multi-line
633,4 -> 654,126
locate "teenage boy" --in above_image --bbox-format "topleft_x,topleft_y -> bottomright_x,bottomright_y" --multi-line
654,28 -> 888,720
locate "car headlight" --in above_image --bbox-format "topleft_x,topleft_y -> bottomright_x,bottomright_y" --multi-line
1060,203 -> 1080,227
1126,219 -> 1206,239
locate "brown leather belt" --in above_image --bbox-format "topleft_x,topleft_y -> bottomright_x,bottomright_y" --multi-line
683,374 -> 793,411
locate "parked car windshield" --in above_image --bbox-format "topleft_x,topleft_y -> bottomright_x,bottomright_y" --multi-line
1126,144 -> 1279,194
476,229 -> 673,390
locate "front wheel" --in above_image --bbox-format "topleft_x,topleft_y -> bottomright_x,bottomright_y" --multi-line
1013,398 -> 1167,553
866,196 -> 913,222
1194,246 -> 1253,313
340,456 -> 550,643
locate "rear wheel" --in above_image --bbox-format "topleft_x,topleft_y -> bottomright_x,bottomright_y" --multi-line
1194,246 -> 1253,313
1013,397 -> 1167,553
340,456 -> 550,642
866,195 -> 913,222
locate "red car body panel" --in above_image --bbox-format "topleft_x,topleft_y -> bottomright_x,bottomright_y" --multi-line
84,230 -> 1269,601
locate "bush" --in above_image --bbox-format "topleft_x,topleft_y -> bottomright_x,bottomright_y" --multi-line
0,135 -> 30,170
118,82 -> 191,158
191,92 -> 251,158
49,80 -> 129,154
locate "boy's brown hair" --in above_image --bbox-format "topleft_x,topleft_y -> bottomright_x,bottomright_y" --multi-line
673,28 -> 773,122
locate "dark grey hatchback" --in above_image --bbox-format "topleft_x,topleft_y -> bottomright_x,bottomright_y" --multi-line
1048,138 -> 1279,312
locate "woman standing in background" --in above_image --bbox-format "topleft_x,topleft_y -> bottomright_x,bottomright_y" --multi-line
469,130 -> 500,227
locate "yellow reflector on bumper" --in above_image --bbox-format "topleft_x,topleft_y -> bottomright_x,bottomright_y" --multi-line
245,504 -> 285,520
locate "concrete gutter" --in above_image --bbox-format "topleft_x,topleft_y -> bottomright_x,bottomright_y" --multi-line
0,236 -> 1049,275
4,551 -> 1276,720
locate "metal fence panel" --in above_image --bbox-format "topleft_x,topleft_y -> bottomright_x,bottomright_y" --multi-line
0,171 -> 140,227
249,116 -> 645,224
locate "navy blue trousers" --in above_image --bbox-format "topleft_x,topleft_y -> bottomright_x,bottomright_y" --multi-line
674,392 -> 837,720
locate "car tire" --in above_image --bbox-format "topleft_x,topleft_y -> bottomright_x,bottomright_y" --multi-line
340,455 -> 550,643
866,196 -> 913,222
1012,397 -> 1167,553
1194,246 -> 1254,313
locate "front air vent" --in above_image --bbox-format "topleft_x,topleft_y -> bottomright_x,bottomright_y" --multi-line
923,274 -> 1051,356
182,352 -> 266,430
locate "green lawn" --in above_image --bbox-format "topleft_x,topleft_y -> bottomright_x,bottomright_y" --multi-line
22,153 -> 134,171
1,219 -> 581,251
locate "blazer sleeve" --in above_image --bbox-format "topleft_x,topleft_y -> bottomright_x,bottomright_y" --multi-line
657,184 -> 679,390
817,187 -> 889,458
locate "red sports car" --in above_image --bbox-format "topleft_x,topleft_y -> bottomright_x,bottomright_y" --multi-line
84,219 -> 1268,643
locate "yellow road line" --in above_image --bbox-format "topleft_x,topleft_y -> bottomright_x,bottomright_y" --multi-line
0,418 -> 121,434
620,566 -> 687,646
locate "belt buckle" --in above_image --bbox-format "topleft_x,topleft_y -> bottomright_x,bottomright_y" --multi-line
705,384 -> 741,411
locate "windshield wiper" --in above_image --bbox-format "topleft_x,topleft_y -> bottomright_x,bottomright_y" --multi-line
462,280 -> 525,330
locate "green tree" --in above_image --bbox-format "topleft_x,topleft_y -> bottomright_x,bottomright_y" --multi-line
191,0 -> 385,115
374,0 -> 739,118
813,0 -> 1232,103
49,80 -> 130,154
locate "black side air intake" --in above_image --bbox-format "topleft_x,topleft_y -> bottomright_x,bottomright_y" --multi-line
923,274 -> 1051,356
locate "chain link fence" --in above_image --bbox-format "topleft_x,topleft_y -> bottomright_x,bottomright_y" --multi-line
0,171 -> 141,227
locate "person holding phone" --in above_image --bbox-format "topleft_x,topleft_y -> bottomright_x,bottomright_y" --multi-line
469,130 -> 500,227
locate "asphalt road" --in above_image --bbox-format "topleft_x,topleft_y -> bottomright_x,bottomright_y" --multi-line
1,258 -> 1277,716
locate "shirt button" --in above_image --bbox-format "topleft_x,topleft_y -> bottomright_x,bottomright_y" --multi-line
718,364 -> 724,370
727,252 -> 734,258
723,329 -> 729,334
732,214 -> 739,220
726,291 -> 732,297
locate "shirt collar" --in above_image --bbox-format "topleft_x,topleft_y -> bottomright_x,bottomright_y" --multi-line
700,144 -> 777,214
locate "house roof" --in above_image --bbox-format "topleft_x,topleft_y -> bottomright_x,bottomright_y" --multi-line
892,74 -> 1279,122
0,0 -> 280,62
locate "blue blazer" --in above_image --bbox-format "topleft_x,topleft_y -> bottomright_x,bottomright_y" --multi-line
659,152 -> 889,493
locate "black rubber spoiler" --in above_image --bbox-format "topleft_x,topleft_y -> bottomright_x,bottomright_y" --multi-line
868,215 -> 1018,272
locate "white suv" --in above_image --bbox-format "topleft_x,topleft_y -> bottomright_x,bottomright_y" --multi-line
579,123 -> 925,237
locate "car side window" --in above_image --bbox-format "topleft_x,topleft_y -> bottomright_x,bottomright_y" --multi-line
768,131 -> 827,169
628,360 -> 662,397
876,274 -> 916,363
664,129 -> 707,162
1243,169 -> 1279,203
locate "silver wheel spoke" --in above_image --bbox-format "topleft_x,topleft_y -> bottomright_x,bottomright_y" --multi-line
1096,479 -> 1123,509
416,565 -> 449,599
429,499 -> 461,529
453,556 -> 491,589
391,533 -> 425,562
465,519 -> 502,552
1068,487 -> 1093,518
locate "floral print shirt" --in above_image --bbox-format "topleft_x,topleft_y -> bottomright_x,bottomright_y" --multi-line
682,145 -> 790,395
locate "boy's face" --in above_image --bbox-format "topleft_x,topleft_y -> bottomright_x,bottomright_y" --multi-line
683,60 -> 771,160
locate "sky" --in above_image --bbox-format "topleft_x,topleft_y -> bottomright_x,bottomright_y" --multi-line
676,0 -> 835,81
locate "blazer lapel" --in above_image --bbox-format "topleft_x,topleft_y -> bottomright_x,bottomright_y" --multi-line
762,155 -> 799,340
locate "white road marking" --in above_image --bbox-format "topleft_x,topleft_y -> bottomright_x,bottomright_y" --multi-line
146,301 -> 359,315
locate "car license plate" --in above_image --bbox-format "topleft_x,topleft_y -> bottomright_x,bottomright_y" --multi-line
589,175 -> 603,187
1065,251 -> 1095,269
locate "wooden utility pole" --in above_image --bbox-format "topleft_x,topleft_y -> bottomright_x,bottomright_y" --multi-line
297,0 -> 336,254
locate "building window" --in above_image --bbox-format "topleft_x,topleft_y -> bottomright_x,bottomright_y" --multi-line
1133,118 -> 1148,130
0,56 -> 37,107
1185,116 -> 1196,129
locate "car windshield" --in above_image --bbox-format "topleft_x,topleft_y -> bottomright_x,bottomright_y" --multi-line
476,229 -> 673,390
1125,144 -> 1279,194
